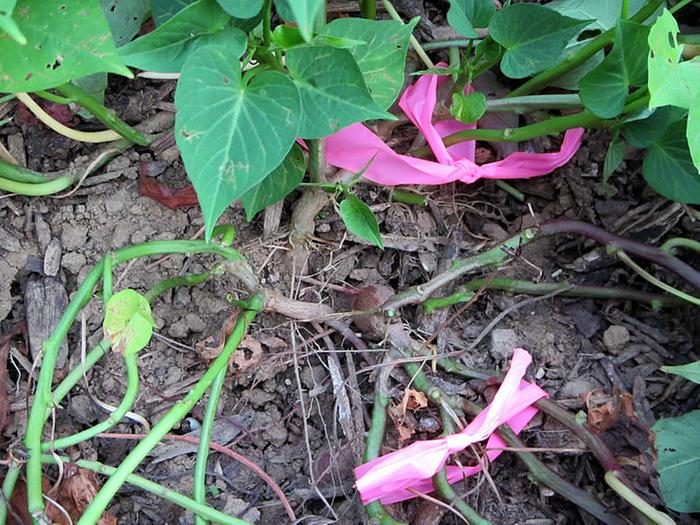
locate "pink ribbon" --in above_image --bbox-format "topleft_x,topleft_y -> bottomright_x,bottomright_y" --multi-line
324,71 -> 584,186
354,348 -> 548,505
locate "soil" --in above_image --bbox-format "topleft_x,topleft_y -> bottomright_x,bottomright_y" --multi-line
1,3 -> 699,525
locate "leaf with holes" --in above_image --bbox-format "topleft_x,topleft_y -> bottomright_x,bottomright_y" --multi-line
0,0 -> 131,92
175,45 -> 300,238
447,0 -> 495,38
653,410 -> 700,512
215,0 -> 263,18
240,143 -> 306,220
643,120 -> 700,204
320,17 -> 418,110
103,289 -> 154,357
489,4 -> 590,79
662,361 -> 700,384
102,0 -> 149,47
580,20 -> 649,118
119,0 -> 246,72
286,44 -> 391,139
151,0 -> 195,25
339,193 -> 383,249
274,0 -> 324,42
0,0 -> 25,44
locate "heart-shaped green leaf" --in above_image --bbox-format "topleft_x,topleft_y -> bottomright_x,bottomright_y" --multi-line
339,193 -> 383,249
643,120 -> 700,204
286,44 -> 392,139
489,4 -> 591,79
546,0 -> 647,32
240,143 -> 306,220
580,20 -> 649,118
0,0 -> 26,44
216,0 -> 263,18
451,91 -> 487,124
103,289 -> 154,357
119,0 -> 246,72
320,17 -> 418,110
175,45 -> 301,238
620,106 -> 687,148
274,0 -> 324,42
0,0 -> 131,92
102,0 -> 149,47
447,0 -> 495,38
151,0 -> 195,25
653,410 -> 700,512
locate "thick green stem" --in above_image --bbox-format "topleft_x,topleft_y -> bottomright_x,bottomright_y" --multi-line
508,0 -> 665,96
604,472 -> 675,525
495,180 -> 525,201
76,293 -> 263,525
308,139 -> 326,184
262,0 -> 273,47
41,355 -> 139,452
361,0 -> 376,19
55,83 -> 150,146
40,456 -> 253,525
660,237 -> 700,255
486,94 -> 583,113
193,368 -> 228,525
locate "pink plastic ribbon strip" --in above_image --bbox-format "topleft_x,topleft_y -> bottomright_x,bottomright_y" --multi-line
324,71 -> 584,186
354,348 -> 548,505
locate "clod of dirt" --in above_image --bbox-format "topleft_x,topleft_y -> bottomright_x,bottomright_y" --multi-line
351,284 -> 394,337
220,495 -> 260,524
603,325 -> 630,354
490,328 -> 518,361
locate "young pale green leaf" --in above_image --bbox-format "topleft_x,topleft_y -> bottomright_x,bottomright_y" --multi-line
447,0 -> 495,38
119,0 -> 246,72
274,0 -> 324,42
240,143 -> 306,220
546,0 -> 647,31
175,45 -> 300,239
489,4 -> 591,79
450,91 -> 486,124
0,0 -> 131,93
652,410 -> 700,512
603,137 -> 625,188
643,120 -> 700,204
0,0 -> 25,44
620,106 -> 687,148
151,0 -> 195,25
215,0 -> 263,19
580,20 -> 649,118
286,44 -> 392,139
102,0 -> 149,47
687,96 -> 700,172
339,194 -> 384,249
103,289 -> 154,357
662,361 -> 700,384
320,18 -> 418,110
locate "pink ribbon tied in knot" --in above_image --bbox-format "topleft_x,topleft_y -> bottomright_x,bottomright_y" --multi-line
324,70 -> 584,186
354,348 -> 548,505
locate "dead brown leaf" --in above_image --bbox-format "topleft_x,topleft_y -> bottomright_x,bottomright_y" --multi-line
0,322 -> 27,435
47,465 -> 117,525
398,388 -> 429,417
195,310 -> 239,361
388,402 -> 417,445
230,335 -> 263,372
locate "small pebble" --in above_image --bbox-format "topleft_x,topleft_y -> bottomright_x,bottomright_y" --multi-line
61,252 -> 87,275
43,237 -> 62,277
603,325 -> 630,354
490,328 -> 518,361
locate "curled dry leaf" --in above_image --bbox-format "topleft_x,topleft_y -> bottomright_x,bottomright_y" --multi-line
351,284 -> 394,337
230,335 -> 263,372
195,310 -> 240,361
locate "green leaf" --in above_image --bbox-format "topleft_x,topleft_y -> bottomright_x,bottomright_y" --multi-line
620,106 -> 687,148
648,10 -> 700,110
643,120 -> 700,204
286,44 -> 392,139
320,17 -> 418,110
687,96 -> 700,172
662,361 -> 700,384
73,73 -> 108,116
603,137 -> 625,188
489,4 -> 591,79
175,45 -> 300,239
240,143 -> 306,220
119,0 -> 246,72
215,0 -> 263,19
652,410 -> 700,513
0,0 -> 26,44
546,0 -> 647,32
450,91 -> 486,124
339,193 -> 383,249
103,289 -> 154,357
102,0 -> 149,47
447,0 -> 495,38
272,24 -> 365,51
274,0 -> 324,42
151,0 -> 195,26
0,0 -> 131,93
580,20 -> 649,118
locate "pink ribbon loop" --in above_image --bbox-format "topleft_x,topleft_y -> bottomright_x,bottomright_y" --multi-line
324,69 -> 583,187
354,348 -> 548,505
